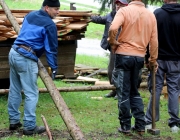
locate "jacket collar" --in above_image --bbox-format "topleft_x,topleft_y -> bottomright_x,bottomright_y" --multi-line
128,1 -> 145,7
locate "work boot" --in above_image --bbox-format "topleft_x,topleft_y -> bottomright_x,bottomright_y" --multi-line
131,126 -> 145,135
145,124 -> 152,130
118,127 -> 132,136
9,122 -> 22,130
23,126 -> 46,135
104,90 -> 116,98
171,125 -> 179,133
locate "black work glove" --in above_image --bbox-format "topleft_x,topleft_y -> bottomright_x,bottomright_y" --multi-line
51,69 -> 57,80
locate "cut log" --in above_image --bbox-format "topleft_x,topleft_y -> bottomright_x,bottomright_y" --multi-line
0,1 -> 86,140
0,85 -> 116,94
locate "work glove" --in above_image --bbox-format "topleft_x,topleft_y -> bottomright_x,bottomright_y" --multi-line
51,69 -> 57,80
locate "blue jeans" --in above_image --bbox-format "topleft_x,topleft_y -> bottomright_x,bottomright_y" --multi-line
112,54 -> 145,131
8,48 -> 39,130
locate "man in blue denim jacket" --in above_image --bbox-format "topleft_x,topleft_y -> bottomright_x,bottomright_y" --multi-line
8,0 -> 60,135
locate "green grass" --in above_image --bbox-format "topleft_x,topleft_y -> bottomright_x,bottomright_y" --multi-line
85,23 -> 104,40
75,54 -> 108,69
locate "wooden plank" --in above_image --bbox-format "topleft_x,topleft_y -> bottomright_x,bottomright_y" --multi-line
75,64 -> 99,69
58,29 -> 72,36
52,19 -> 64,24
58,35 -> 84,41
12,13 -> 27,18
62,79 -> 96,84
58,12 -> 91,17
56,22 -> 70,28
0,9 -> 32,13
55,16 -> 73,21
0,36 -> 7,41
0,32 -> 14,38
0,19 -> 5,24
77,76 -> 99,81
65,23 -> 87,30
9,30 -> 17,35
95,81 -> 110,86
59,10 -> 92,13
0,25 -> 12,30
0,70 -> 9,79
72,16 -> 89,20
86,69 -> 106,77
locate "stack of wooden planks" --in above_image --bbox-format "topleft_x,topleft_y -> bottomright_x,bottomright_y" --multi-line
0,9 -> 92,41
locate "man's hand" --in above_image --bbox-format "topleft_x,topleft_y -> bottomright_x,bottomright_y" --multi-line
108,39 -> 120,54
149,61 -> 158,72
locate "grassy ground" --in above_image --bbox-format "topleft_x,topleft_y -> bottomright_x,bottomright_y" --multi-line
0,0 -> 180,139
0,55 -> 180,139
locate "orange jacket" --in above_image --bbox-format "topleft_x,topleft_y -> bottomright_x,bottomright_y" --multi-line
108,1 -> 158,65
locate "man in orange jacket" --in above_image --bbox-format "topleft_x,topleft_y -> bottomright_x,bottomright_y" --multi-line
108,0 -> 158,135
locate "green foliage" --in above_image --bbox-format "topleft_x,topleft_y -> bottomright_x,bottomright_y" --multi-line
85,23 -> 105,40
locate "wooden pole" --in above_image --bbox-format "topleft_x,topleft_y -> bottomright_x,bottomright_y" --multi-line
0,85 -> 116,94
0,82 -> 167,94
0,1 -> 85,139
152,66 -> 156,129
41,115 -> 53,140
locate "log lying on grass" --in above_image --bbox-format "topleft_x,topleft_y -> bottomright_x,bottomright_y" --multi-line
0,1 -> 85,140
0,85 -> 116,94
0,80 -> 168,94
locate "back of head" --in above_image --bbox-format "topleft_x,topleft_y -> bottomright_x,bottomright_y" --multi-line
115,0 -> 128,6
43,0 -> 60,7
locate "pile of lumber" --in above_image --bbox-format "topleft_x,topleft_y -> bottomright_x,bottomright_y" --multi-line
0,9 -> 92,41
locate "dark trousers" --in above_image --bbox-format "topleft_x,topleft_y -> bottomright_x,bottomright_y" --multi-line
112,54 -> 145,131
145,60 -> 180,127
108,51 -> 115,84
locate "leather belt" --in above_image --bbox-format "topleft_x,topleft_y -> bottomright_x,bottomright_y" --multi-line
17,45 -> 36,55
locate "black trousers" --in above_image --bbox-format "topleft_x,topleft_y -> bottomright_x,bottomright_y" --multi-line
112,54 -> 145,131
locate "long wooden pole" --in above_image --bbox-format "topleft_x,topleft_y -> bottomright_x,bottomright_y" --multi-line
152,66 -> 156,129
0,1 -> 85,139
0,81 -> 167,94
0,85 -> 116,94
